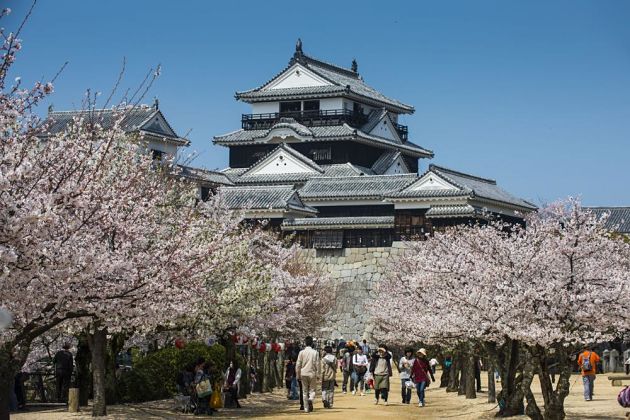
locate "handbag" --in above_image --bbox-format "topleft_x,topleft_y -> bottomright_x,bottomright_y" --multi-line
195,379 -> 212,398
404,380 -> 414,390
210,389 -> 223,409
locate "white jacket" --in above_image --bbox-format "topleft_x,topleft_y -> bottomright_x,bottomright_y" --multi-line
296,346 -> 320,379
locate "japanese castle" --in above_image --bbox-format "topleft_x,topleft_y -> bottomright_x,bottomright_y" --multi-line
46,40 -> 536,250
211,40 -> 536,248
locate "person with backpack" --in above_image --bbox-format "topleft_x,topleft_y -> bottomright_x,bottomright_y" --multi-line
577,346 -> 601,401
320,345 -> 337,408
341,346 -> 355,393
352,346 -> 369,396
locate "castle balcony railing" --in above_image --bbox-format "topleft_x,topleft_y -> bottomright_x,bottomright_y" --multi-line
394,123 -> 408,141
241,109 -> 369,130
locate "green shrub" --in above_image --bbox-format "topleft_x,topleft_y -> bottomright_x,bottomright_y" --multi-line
117,342 -> 240,403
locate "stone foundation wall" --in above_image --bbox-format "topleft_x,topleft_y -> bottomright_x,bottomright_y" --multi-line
298,242 -> 405,341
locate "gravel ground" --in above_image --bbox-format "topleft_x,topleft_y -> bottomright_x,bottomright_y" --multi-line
12,371 -> 628,419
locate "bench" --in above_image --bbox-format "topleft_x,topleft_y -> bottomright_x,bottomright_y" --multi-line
608,374 -> 630,386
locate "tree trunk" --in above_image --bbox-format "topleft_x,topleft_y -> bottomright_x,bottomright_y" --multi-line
522,353 -> 542,420
466,352 -> 477,399
534,345 -> 571,420
458,355 -> 467,396
88,328 -> 108,417
488,360 -> 496,404
486,339 -> 525,417
75,335 -> 91,406
447,355 -> 460,392
0,347 -> 14,420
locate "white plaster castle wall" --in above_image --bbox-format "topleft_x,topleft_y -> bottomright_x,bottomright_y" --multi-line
298,242 -> 407,341
251,102 -> 279,114
320,98 -> 344,110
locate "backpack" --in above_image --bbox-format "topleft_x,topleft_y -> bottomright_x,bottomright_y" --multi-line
580,352 -> 592,372
618,386 -> 630,408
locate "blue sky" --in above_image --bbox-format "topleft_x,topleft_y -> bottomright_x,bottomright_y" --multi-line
7,0 -> 630,206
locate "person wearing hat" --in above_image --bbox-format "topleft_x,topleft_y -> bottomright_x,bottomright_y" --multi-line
399,348 -> 416,404
369,345 -> 393,405
411,348 -> 435,407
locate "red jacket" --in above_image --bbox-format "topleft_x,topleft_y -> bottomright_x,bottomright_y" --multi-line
411,357 -> 432,384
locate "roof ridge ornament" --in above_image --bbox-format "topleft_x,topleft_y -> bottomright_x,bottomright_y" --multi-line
351,58 -> 358,73
290,38 -> 303,62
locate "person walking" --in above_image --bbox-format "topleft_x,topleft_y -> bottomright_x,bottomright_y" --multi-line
320,345 -> 337,409
399,348 -> 415,404
296,336 -> 320,413
285,358 -> 298,400
352,346 -> 369,396
53,343 -> 74,403
341,346 -> 355,394
429,357 -> 438,375
577,346 -> 601,401
412,348 -> 435,407
224,360 -> 242,408
361,339 -> 370,355
370,346 -> 392,405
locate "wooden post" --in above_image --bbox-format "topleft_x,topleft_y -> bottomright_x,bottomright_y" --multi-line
68,388 -> 80,412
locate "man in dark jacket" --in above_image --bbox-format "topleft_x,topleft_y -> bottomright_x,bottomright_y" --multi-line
54,343 -> 74,403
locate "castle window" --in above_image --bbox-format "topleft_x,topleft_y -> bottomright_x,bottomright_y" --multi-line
303,100 -> 320,112
311,147 -> 331,161
151,149 -> 164,161
280,101 -> 301,115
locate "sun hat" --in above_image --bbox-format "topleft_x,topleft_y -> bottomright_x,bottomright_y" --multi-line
417,348 -> 427,356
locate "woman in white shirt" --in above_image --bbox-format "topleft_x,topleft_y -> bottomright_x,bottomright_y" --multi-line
351,347 -> 369,396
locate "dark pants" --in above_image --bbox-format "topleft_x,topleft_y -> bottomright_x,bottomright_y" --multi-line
342,370 -> 353,392
55,370 -> 71,403
401,379 -> 412,403
298,379 -> 304,410
375,388 -> 389,402
229,385 -> 241,408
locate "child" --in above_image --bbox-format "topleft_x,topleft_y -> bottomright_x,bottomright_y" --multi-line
321,345 -> 337,408
365,371 -> 374,394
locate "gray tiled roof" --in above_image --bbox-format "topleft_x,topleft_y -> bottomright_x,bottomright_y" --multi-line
214,123 -> 433,158
282,216 -> 395,230
429,165 -> 537,210
220,185 -> 317,214
222,162 -> 374,186
361,108 -> 390,134
46,106 -> 187,144
387,165 -> 535,211
236,53 -> 414,113
587,207 -> 630,234
371,151 -> 407,175
241,143 -> 324,177
299,174 -> 417,200
425,204 -> 479,218
322,163 -> 375,177
177,165 -> 234,186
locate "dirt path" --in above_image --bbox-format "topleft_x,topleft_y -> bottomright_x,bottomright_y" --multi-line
13,370 -> 628,419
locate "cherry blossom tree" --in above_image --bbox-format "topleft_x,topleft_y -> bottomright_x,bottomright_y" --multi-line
371,201 -> 630,419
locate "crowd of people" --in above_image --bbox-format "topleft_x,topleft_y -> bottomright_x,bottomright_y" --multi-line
175,357 -> 242,416
285,336 -> 437,413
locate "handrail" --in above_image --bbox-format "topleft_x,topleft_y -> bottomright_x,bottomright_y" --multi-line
241,108 -> 369,130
